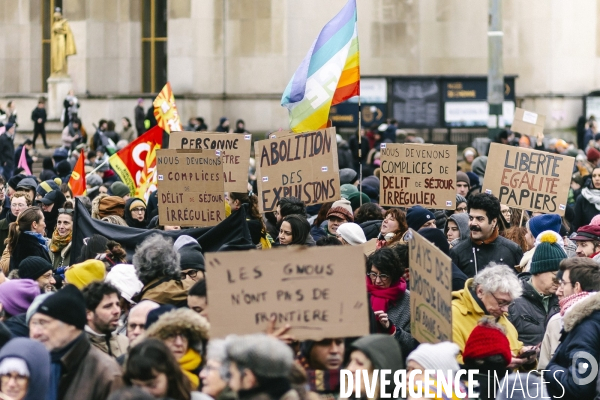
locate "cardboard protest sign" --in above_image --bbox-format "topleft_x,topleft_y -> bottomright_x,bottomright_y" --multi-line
255,128 -> 341,213
511,108 -> 546,138
170,131 -> 252,192
408,229 -> 452,344
156,149 -> 225,227
205,245 -> 369,340
363,238 -> 377,256
483,143 -> 575,215
268,130 -> 296,139
380,143 -> 457,209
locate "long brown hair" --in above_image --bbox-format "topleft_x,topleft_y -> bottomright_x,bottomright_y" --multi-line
383,208 -> 408,246
7,207 -> 43,253
229,192 -> 266,231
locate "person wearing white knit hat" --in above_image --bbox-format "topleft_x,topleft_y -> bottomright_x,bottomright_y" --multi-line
336,222 -> 367,245
406,342 -> 467,398
105,264 -> 144,304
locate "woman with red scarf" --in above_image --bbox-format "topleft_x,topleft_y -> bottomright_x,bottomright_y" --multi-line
366,246 -> 418,358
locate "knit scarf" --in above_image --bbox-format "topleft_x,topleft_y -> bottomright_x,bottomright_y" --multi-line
559,291 -> 592,316
50,229 -> 72,253
296,355 -> 341,393
470,226 -> 499,246
367,276 -> 406,313
581,187 -> 600,211
24,231 -> 49,252
179,348 -> 201,389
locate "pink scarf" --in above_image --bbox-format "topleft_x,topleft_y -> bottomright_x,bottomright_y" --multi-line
559,291 -> 591,316
366,276 -> 407,313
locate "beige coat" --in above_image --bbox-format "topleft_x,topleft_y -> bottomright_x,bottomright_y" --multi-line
538,312 -> 562,370
85,326 -> 130,359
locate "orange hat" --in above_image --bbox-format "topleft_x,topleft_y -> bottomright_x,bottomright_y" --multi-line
98,196 -> 125,218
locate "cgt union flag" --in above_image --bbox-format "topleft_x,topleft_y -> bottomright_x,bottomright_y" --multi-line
109,125 -> 163,198
68,153 -> 86,196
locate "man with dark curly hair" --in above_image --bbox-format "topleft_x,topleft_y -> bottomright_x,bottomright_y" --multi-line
450,193 -> 523,277
132,234 -> 193,306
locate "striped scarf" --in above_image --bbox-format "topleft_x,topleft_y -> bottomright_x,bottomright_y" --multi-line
559,291 -> 592,316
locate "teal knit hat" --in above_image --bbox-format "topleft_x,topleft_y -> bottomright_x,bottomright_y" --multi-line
530,232 -> 567,275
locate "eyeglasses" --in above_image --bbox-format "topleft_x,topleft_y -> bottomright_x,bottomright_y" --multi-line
560,280 -> 572,287
456,206 -> 467,213
0,373 -> 28,385
501,209 -> 512,216
490,292 -> 513,308
181,270 -> 198,280
131,207 -> 145,213
367,272 -> 390,281
58,208 -> 74,214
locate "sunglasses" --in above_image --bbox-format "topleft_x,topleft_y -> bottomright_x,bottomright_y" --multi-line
58,208 -> 74,214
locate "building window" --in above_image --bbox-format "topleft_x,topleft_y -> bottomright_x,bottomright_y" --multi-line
42,0 -> 63,92
142,0 -> 168,93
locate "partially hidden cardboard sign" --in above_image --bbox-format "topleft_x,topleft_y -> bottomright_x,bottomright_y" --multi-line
408,229 -> 452,344
511,108 -> 546,138
156,149 -> 225,227
205,245 -> 369,341
255,128 -> 341,213
483,143 -> 575,215
363,238 -> 377,256
380,143 -> 457,209
170,131 -> 252,193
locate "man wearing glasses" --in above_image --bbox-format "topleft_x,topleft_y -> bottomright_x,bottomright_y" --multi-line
452,263 -> 537,366
544,259 -> 600,399
507,233 -> 565,348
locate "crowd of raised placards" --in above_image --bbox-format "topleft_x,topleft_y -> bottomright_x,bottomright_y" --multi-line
2,102 -> 600,400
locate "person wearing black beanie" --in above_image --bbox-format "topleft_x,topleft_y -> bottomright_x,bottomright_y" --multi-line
18,256 -> 55,292
30,284 -> 123,399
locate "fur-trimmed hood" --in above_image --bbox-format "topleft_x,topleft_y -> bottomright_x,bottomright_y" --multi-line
144,308 -> 210,350
563,291 -> 600,332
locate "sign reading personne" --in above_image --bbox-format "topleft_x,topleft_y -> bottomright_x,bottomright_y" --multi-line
205,245 -> 369,340
483,143 -> 575,215
255,128 -> 341,213
156,149 -> 225,227
170,131 -> 252,193
380,143 -> 457,209
408,229 -> 452,344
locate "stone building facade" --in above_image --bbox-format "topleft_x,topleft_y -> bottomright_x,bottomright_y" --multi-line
0,0 -> 598,133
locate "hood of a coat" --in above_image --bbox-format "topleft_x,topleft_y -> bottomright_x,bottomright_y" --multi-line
350,334 -> 404,371
0,338 -> 50,400
447,213 -> 470,241
563,291 -> 600,332
144,307 -> 210,350
452,278 -> 484,316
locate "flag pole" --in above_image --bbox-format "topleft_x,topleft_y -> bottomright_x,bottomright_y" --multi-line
358,96 -> 362,207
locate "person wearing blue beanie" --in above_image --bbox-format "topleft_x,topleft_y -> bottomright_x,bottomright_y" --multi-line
528,214 -> 562,239
406,206 -> 436,231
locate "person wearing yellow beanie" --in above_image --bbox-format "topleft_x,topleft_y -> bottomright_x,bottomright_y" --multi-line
65,260 -> 106,289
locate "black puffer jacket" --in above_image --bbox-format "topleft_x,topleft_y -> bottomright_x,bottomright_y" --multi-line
572,187 -> 600,232
450,235 -> 523,278
507,273 -> 559,346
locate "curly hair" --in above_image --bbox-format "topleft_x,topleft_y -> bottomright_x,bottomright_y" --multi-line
101,215 -> 128,226
366,246 -> 404,284
355,203 -> 384,224
473,263 -> 522,299
133,234 -> 181,284
82,281 -> 120,311
277,197 -> 306,218
468,193 -> 501,223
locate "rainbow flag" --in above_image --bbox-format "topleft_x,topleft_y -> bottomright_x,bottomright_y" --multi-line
281,0 -> 359,132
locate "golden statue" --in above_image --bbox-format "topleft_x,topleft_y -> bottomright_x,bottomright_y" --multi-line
50,8 -> 76,76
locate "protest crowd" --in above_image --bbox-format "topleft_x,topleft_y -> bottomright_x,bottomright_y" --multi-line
2,3 -> 600,400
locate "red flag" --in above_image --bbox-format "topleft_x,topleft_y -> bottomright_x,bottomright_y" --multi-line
109,126 -> 164,194
68,153 -> 86,196
153,82 -> 182,134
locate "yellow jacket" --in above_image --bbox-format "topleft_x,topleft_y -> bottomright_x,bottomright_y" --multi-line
452,278 -> 522,363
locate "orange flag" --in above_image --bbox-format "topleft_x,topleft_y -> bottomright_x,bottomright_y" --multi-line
68,153 -> 86,196
153,82 -> 182,134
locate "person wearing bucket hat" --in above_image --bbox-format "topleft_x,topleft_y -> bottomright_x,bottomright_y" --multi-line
29,284 -> 123,400
324,199 -> 353,237
508,232 -> 564,346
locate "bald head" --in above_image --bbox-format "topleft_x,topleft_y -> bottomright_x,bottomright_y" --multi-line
127,300 -> 159,341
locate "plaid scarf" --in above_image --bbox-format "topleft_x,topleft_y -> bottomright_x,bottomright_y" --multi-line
559,291 -> 592,316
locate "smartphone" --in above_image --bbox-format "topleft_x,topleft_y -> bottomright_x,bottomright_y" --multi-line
519,349 -> 536,358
